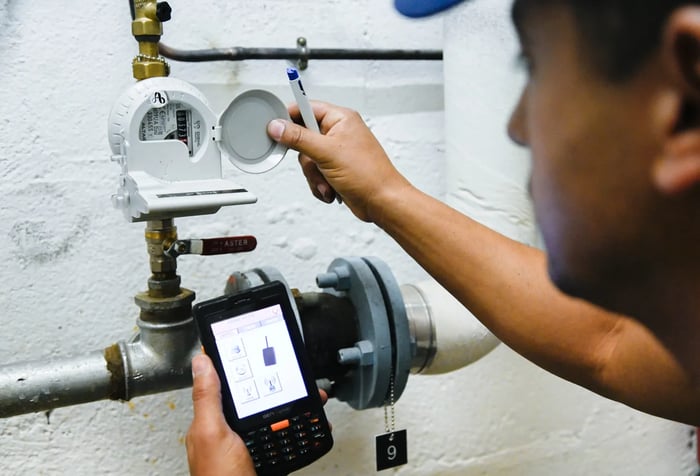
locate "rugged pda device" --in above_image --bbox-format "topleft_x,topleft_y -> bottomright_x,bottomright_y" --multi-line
193,281 -> 333,475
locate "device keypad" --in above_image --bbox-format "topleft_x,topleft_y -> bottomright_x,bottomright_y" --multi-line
245,412 -> 331,473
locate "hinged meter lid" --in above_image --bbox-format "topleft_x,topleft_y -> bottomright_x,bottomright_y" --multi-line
216,89 -> 290,174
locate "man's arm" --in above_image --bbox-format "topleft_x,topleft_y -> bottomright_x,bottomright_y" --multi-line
267,104 -> 700,425
379,184 -> 700,425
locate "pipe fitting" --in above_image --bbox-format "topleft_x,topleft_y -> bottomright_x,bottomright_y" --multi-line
134,287 -> 195,323
120,317 -> 199,399
402,280 -> 500,375
401,284 -> 437,374
148,257 -> 177,275
131,1 -> 160,35
146,276 -> 181,297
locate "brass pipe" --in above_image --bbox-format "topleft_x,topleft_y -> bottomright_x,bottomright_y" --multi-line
135,219 -> 195,323
145,219 -> 178,284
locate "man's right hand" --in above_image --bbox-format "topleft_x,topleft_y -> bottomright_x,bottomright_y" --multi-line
267,101 -> 412,224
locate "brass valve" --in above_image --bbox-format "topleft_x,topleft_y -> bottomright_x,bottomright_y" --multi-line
131,1 -> 172,80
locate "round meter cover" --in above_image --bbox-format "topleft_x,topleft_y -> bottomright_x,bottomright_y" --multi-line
218,90 -> 290,174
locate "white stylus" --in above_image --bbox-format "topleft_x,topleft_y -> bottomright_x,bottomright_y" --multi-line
287,66 -> 342,203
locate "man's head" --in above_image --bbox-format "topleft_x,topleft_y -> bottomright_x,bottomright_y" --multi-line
506,1 -> 700,329
400,0 -> 700,358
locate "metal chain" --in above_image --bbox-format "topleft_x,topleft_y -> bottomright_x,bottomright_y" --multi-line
133,53 -> 167,63
383,374 -> 396,433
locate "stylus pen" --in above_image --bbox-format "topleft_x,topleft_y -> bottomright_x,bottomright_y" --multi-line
287,67 -> 320,133
286,66 -> 342,204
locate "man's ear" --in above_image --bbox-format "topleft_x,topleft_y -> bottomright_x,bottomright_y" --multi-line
654,7 -> 700,195
654,135 -> 700,195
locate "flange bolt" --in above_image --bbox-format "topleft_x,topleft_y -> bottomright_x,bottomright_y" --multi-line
316,266 -> 352,291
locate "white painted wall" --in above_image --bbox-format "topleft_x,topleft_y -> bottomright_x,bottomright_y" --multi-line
0,1 -> 695,475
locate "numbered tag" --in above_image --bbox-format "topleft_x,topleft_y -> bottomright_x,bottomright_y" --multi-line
376,429 -> 407,471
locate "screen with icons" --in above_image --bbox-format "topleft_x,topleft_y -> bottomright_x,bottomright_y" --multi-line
211,304 -> 308,419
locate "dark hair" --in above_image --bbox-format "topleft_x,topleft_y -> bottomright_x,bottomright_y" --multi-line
517,1 -> 700,81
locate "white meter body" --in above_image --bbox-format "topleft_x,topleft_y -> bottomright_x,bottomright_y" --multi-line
108,77 -> 289,222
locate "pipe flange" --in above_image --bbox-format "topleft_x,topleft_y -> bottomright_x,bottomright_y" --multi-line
317,257 -> 393,409
362,257 -> 411,404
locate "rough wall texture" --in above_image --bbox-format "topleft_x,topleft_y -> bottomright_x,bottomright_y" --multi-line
0,0 -> 696,475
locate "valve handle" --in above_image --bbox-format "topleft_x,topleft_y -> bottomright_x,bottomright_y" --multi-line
165,236 -> 257,258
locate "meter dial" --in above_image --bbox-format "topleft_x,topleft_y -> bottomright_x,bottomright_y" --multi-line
108,76 -> 222,182
139,102 -> 206,157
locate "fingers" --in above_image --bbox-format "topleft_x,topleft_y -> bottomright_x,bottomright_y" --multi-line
299,154 -> 336,203
268,101 -> 348,160
270,100 -> 391,221
287,100 -> 341,132
187,355 -> 257,476
270,119 -> 339,204
190,354 -> 228,435
268,119 -> 331,162
272,101 -> 352,205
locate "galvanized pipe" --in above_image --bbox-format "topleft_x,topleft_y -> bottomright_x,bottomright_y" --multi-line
0,350 -> 113,418
0,316 -> 200,419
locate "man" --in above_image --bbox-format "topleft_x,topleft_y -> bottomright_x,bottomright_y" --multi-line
186,0 -> 700,473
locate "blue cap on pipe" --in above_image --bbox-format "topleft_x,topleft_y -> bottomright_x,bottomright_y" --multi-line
394,0 -> 467,18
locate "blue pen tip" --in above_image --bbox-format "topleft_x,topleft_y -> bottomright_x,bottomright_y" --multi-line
286,67 -> 299,80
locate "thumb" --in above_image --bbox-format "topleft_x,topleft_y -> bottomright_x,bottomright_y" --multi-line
267,119 -> 330,161
191,354 -> 227,428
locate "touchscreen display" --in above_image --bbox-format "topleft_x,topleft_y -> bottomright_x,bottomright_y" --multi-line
211,304 -> 308,419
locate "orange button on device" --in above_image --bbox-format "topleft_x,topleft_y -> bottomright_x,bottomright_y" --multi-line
270,420 -> 290,432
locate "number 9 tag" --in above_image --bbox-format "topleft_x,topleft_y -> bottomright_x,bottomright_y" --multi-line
376,429 -> 408,471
